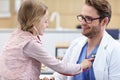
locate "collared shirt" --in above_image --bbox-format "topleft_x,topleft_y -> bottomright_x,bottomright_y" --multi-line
74,42 -> 99,80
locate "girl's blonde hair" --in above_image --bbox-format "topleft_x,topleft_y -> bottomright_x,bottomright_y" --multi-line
18,0 -> 48,33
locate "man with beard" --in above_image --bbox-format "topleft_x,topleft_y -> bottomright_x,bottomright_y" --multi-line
43,0 -> 120,80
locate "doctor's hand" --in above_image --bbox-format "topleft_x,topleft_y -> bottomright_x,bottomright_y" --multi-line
80,58 -> 94,72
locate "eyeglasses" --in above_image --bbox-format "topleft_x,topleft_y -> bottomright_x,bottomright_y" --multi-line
77,15 -> 102,24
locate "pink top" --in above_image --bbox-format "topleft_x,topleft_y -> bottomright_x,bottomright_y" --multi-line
0,29 -> 81,80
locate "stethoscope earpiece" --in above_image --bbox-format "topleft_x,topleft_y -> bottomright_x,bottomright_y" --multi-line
33,26 -> 39,35
33,26 -> 40,40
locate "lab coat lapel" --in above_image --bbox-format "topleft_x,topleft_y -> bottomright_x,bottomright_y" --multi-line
93,31 -> 109,80
71,37 -> 87,63
68,37 -> 88,80
93,43 -> 108,80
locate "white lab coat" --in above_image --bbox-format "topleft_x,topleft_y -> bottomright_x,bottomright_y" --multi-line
54,31 -> 120,80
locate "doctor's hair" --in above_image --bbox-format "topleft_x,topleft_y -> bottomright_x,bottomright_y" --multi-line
18,0 -> 48,33
85,0 -> 112,24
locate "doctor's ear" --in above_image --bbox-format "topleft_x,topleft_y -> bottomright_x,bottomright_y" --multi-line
101,17 -> 109,26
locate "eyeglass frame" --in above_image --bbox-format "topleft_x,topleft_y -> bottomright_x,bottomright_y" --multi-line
77,15 -> 103,24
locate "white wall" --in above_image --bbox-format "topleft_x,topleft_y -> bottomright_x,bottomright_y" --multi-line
0,29 -> 12,53
0,29 -> 82,54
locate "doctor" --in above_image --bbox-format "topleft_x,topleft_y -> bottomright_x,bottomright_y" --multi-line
52,0 -> 120,80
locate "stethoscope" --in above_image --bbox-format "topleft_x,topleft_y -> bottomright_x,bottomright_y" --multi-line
33,26 -> 40,41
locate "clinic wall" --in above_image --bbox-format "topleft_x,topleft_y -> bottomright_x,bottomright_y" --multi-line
0,0 -> 120,29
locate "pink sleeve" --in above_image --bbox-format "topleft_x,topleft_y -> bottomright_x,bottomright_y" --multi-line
23,40 -> 82,75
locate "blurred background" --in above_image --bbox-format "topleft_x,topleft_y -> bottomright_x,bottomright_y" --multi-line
0,0 -> 120,29
0,0 -> 120,79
